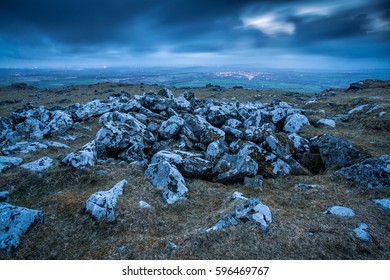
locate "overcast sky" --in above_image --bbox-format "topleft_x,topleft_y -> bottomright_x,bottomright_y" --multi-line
1,0 -> 389,69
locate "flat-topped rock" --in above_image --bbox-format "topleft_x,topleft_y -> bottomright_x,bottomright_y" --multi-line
20,157 -> 56,172
324,206 -> 355,217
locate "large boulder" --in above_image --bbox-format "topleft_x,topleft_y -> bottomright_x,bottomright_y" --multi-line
208,198 -> 272,232
311,134 -> 370,169
207,105 -> 235,126
44,110 -> 74,135
83,179 -> 127,222
62,141 -> 97,168
183,114 -> 225,144
213,153 -> 258,184
0,203 -> 44,251
67,99 -> 112,121
323,206 -> 355,217
158,116 -> 185,139
0,156 -> 23,173
145,161 -> 188,204
283,113 -> 310,134
336,155 -> 390,189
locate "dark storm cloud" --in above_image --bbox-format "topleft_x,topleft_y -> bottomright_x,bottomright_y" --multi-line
0,0 -> 389,67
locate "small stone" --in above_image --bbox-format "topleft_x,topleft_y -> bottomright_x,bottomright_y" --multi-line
138,201 -> 152,209
244,175 -> 264,187
231,191 -> 248,201
324,206 -> 355,217
95,170 -> 110,176
372,198 -> 390,215
0,156 -> 23,173
348,104 -> 369,115
295,183 -> 319,190
20,157 -> 55,172
317,119 -> 336,128
353,223 -> 371,241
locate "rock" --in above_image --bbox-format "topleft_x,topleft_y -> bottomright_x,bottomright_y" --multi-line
58,134 -> 82,141
83,179 -> 127,222
183,114 -> 225,144
213,154 -> 258,184
158,116 -> 185,139
283,113 -> 310,134
62,141 -> 97,168
372,198 -> 390,215
336,154 -> 390,189
95,170 -> 110,176
205,140 -> 227,162
263,133 -> 295,161
348,104 -> 369,115
295,183 -> 319,189
353,223 -> 371,241
117,143 -> 146,163
208,198 -> 272,232
0,203 -> 44,251
270,107 -> 287,123
207,105 -> 234,126
0,156 -> 23,173
44,110 -> 74,135
173,96 -> 192,111
68,99 -> 112,121
0,192 -> 9,202
317,119 -> 336,128
158,88 -> 174,99
221,125 -> 243,141
323,206 -> 355,217
231,191 -> 248,201
288,133 -> 311,155
20,157 -> 55,172
2,141 -> 68,155
244,175 -> 264,187
145,161 -> 188,204
138,91 -> 173,111
311,134 -> 370,169
138,201 -> 152,209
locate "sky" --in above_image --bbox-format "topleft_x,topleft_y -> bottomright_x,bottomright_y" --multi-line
0,0 -> 389,69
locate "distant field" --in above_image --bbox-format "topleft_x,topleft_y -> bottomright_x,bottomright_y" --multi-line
0,67 -> 389,93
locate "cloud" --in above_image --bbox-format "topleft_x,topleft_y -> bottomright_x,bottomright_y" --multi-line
242,13 -> 295,36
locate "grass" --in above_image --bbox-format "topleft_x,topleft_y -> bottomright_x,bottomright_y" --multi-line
1,81 -> 390,259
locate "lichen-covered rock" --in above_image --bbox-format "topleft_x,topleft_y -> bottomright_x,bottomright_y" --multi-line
244,175 -> 264,187
44,110 -> 74,135
0,156 -> 23,173
83,179 -> 127,222
336,154 -> 390,189
20,157 -> 55,172
62,141 -> 97,168
263,133 -> 295,161
270,107 -> 287,123
68,99 -> 112,121
372,198 -> 390,215
323,206 -> 355,217
213,154 -> 258,184
208,198 -> 272,232
158,116 -> 185,139
138,91 -> 173,111
183,114 -> 225,144
145,161 -> 188,204
205,140 -> 227,162
283,113 -> 310,134
0,203 -> 44,251
311,134 -> 370,169
2,141 -> 69,155
207,105 -> 234,126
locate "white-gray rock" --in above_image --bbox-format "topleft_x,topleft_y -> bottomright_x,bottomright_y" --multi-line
0,156 -> 23,173
231,191 -> 248,201
44,110 -> 74,135
353,223 -> 371,241
317,118 -> 336,128
138,201 -> 152,209
283,113 -> 310,134
295,183 -> 319,190
158,116 -> 185,139
20,157 -> 55,172
145,161 -> 188,204
323,206 -> 355,217
372,198 -> 390,215
348,104 -> 369,115
244,175 -> 264,187
83,179 -> 127,222
0,203 -> 44,251
62,141 -> 97,168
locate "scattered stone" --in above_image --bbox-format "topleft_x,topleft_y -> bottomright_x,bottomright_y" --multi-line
20,157 -> 56,172
2,141 -> 69,155
336,154 -> 390,189
95,169 -> 110,176
58,134 -> 82,141
62,141 -> 97,168
372,198 -> 390,215
323,206 -> 355,217
295,183 -> 319,190
0,192 -> 9,202
353,223 -> 371,242
311,134 -> 370,169
83,179 -> 127,222
231,191 -> 248,201
348,104 -> 369,115
317,119 -> 336,128
208,198 -> 272,232
145,161 -> 188,204
0,156 -> 23,173
283,113 -> 310,134
138,201 -> 152,209
0,203 -> 44,251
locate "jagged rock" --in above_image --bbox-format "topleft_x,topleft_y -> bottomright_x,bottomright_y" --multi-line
83,179 -> 127,222
208,198 -> 272,232
138,91 -> 173,111
58,134 -> 82,141
244,175 -> 264,187
20,157 -> 55,172
145,161 -> 188,204
336,154 -> 390,189
311,134 -> 370,169
270,107 -> 287,123
44,110 -> 74,135
244,110 -> 263,128
205,140 -> 228,162
173,96 -> 192,111
62,141 -> 97,168
263,133 -> 295,161
2,141 -> 69,155
0,203 -> 44,251
283,113 -> 310,134
0,156 -> 23,173
372,198 -> 390,215
213,153 -> 258,183
353,223 -> 371,241
225,118 -> 242,129
158,116 -> 185,139
221,124 -> 243,141
67,99 -> 112,121
317,118 -> 336,128
158,88 -> 174,99
183,114 -> 225,144
117,143 -> 146,163
323,206 -> 355,217
138,201 -> 152,209
0,192 -> 9,202
0,117 -> 12,146
207,105 -> 234,126
288,133 -> 311,155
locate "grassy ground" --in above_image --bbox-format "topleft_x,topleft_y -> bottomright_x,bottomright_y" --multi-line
1,81 -> 389,259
